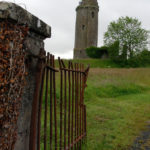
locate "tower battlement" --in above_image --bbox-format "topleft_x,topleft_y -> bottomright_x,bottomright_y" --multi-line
78,0 -> 99,7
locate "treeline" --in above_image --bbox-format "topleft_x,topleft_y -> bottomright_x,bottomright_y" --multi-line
86,16 -> 150,67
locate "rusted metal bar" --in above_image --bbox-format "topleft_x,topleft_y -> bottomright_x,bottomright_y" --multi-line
65,133 -> 86,150
29,49 -> 45,150
53,55 -> 58,150
37,58 -> 46,150
58,57 -> 63,150
83,66 -> 89,138
68,61 -> 71,148
84,105 -> 87,135
75,63 -> 77,150
83,65 -> 90,89
63,61 -> 67,150
81,65 -> 85,136
50,54 -> 53,150
79,64 -> 82,148
70,62 -> 74,150
82,64 -> 86,146
81,64 -> 90,139
46,64 -> 59,72
61,59 -> 66,68
76,64 -> 79,149
44,53 -> 49,150
60,68 -> 86,75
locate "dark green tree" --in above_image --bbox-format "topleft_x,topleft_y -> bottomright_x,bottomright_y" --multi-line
108,41 -> 120,62
104,16 -> 149,59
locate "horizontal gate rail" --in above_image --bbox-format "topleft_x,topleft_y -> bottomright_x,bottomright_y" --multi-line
29,52 -> 89,150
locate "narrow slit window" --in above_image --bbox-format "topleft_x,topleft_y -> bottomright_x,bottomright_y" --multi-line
82,25 -> 85,30
92,12 -> 95,18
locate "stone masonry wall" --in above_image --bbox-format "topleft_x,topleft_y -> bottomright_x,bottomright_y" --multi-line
0,2 -> 51,150
14,31 -> 45,150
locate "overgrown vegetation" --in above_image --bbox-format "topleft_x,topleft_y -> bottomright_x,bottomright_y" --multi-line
0,22 -> 28,150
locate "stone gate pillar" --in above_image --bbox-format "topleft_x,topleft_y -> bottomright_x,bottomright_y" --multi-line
0,2 -> 51,150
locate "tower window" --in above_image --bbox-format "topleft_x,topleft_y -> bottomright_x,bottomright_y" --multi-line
92,12 -> 95,18
82,25 -> 85,30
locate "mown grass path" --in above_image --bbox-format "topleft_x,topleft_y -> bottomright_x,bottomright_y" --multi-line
132,123 -> 150,150
83,68 -> 150,150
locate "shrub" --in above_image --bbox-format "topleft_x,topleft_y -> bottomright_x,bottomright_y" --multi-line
108,40 -> 150,67
138,50 -> 150,65
128,50 -> 150,67
86,46 -> 109,58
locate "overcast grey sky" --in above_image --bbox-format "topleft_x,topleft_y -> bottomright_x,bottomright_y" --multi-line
3,0 -> 150,58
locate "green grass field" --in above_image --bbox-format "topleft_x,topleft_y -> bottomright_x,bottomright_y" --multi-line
83,68 -> 150,150
41,59 -> 150,150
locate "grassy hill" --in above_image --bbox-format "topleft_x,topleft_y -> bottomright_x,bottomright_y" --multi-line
55,59 -> 119,68
55,58 -> 150,69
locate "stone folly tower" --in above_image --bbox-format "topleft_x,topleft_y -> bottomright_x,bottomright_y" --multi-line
74,0 -> 99,59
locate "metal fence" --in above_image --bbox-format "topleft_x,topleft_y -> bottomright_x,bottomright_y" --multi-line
29,51 -> 89,150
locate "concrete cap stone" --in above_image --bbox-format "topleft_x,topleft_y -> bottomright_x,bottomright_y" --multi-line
0,1 -> 51,38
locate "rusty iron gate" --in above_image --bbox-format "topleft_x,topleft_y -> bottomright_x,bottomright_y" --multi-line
29,51 -> 89,150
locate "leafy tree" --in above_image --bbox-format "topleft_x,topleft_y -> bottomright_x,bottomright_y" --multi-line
104,16 -> 149,59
